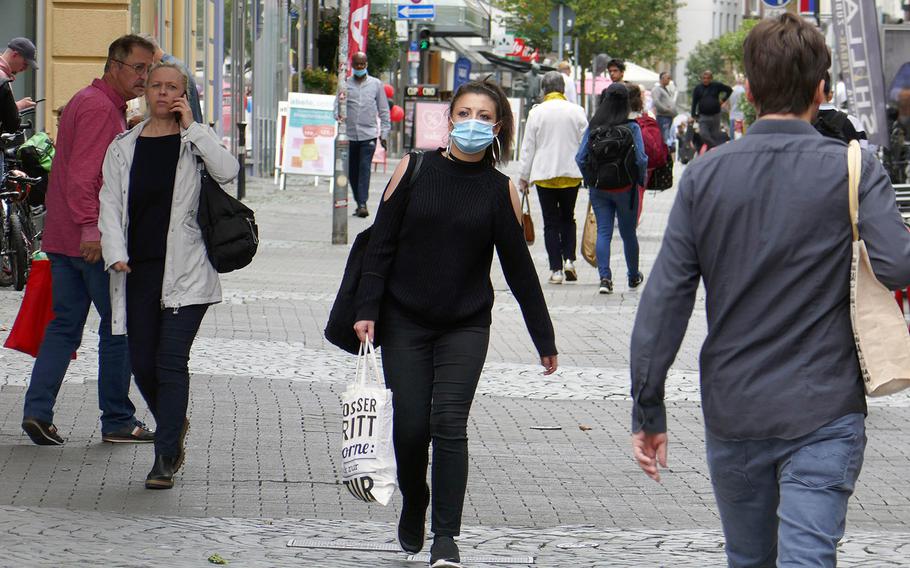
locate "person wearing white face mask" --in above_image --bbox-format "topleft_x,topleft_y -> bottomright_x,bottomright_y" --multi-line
352,79 -> 558,568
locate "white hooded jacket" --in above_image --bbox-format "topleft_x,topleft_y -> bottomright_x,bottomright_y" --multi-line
98,120 -> 240,335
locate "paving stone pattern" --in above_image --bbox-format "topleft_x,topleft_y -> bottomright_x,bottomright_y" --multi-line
0,161 -> 908,566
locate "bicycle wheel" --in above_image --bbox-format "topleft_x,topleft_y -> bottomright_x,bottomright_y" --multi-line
9,211 -> 28,291
0,203 -> 11,287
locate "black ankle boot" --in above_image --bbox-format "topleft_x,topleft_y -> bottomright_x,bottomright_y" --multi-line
145,454 -> 178,489
398,485 -> 430,553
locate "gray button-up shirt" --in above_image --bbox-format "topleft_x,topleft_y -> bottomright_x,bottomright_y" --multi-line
343,75 -> 391,142
631,119 -> 910,441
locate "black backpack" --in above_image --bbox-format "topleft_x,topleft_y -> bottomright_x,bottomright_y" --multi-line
814,109 -> 866,144
196,162 -> 259,273
588,123 -> 638,189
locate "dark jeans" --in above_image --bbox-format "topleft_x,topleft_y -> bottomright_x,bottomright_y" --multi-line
588,188 -> 639,280
706,413 -> 866,567
379,305 -> 490,537
698,113 -> 724,148
126,260 -> 207,457
536,185 -> 579,271
348,138 -> 377,207
24,253 -> 136,433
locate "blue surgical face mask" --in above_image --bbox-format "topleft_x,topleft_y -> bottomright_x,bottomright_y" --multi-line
449,119 -> 497,154
353,68 -> 368,78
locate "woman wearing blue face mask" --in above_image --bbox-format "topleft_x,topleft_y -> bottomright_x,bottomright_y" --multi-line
353,79 -> 558,568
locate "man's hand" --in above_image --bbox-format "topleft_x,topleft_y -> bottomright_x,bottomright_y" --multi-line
111,261 -> 131,273
354,320 -> 375,343
540,355 -> 558,375
380,139 -> 388,151
80,241 -> 102,264
518,179 -> 530,194
631,430 -> 669,482
16,97 -> 36,111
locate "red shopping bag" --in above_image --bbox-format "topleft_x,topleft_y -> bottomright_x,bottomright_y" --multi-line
4,259 -> 75,358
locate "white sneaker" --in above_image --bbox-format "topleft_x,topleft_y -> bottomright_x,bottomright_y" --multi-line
549,270 -> 564,284
564,260 -> 577,282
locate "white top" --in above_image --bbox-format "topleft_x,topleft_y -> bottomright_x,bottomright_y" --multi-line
518,98 -> 588,184
562,72 -> 578,104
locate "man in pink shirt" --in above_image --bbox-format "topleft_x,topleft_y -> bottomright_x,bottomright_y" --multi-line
22,35 -> 156,446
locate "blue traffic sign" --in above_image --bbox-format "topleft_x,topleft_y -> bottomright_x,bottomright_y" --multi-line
397,4 -> 435,19
760,0 -> 791,7
410,40 -> 419,52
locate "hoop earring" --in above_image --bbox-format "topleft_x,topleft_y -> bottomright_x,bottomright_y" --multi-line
492,137 -> 501,162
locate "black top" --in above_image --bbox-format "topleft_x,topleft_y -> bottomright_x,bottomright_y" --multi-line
128,134 -> 180,262
630,119 -> 910,440
691,81 -> 733,117
356,149 -> 557,356
0,80 -> 20,134
814,109 -> 867,143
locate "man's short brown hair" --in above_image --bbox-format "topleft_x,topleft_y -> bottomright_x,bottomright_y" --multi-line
743,13 -> 830,116
104,34 -> 155,73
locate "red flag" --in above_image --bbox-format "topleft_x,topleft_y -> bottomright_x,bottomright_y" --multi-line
346,0 -> 371,77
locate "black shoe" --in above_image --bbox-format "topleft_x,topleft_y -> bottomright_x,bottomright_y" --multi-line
145,454 -> 178,489
354,205 -> 369,218
598,278 -> 613,295
174,419 -> 190,473
398,485 -> 430,553
102,421 -> 155,443
21,417 -> 65,446
429,536 -> 462,568
629,272 -> 644,289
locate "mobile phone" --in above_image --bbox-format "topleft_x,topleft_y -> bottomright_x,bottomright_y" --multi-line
33,98 -> 45,104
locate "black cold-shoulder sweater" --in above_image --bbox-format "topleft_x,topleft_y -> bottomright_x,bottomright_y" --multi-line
355,149 -> 557,356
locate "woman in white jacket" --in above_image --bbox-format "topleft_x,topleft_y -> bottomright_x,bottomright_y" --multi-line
517,71 -> 589,285
98,62 -> 239,489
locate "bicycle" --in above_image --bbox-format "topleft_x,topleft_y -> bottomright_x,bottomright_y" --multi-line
0,169 -> 42,290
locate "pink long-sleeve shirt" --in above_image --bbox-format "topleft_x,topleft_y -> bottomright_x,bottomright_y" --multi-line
43,78 -> 127,257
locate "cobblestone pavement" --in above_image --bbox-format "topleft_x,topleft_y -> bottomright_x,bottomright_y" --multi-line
0,159 -> 908,566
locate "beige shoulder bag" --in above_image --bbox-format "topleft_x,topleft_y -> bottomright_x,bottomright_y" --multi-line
847,140 -> 910,396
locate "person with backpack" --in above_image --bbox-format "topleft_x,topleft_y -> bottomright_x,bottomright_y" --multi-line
98,62 -> 239,490
576,83 -> 648,295
629,84 -> 669,220
814,71 -> 868,148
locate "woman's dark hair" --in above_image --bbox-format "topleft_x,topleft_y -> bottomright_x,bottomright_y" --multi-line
448,78 -> 513,165
589,83 -> 631,130
627,83 -> 643,112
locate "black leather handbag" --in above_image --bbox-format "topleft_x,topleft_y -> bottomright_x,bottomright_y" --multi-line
196,161 -> 259,273
324,151 -> 424,354
646,159 -> 674,191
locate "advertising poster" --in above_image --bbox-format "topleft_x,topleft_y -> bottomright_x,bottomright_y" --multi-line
413,101 -> 450,150
283,92 -> 337,176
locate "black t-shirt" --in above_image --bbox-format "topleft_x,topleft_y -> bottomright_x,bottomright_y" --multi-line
128,134 -> 180,262
0,79 -> 20,134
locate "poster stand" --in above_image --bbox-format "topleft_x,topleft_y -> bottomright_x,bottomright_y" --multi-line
278,92 -> 338,192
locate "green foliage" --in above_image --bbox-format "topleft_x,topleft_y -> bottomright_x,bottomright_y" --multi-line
496,0 -> 679,68
292,68 -> 338,94
685,18 -> 759,90
317,11 -> 399,75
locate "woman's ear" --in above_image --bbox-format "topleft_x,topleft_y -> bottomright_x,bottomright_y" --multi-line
493,122 -> 502,135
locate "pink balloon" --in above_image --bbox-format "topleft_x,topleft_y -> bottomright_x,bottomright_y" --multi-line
390,104 -> 405,122
384,84 -> 395,99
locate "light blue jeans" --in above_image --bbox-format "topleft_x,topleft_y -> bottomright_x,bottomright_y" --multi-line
588,188 -> 639,281
706,413 -> 866,567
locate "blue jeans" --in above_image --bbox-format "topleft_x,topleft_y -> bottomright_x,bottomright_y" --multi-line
348,138 -> 377,207
23,253 -> 136,433
588,188 -> 639,281
706,413 -> 866,568
656,115 -> 674,147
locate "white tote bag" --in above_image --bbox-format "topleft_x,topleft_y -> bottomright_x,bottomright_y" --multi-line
847,140 -> 910,396
340,341 -> 398,505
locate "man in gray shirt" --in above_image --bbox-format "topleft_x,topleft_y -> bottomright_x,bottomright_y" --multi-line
344,51 -> 390,218
630,14 -> 910,566
650,72 -> 676,149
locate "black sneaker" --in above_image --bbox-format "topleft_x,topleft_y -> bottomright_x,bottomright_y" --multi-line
398,484 -> 430,553
629,272 -> 644,289
22,417 -> 65,446
145,454 -> 178,490
429,536 -> 462,568
598,278 -> 613,295
102,421 -> 155,443
355,205 -> 370,218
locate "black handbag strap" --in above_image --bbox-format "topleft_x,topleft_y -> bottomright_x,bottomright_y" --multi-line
376,150 -> 423,213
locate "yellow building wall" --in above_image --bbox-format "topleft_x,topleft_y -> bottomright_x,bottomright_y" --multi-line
43,0 -> 131,136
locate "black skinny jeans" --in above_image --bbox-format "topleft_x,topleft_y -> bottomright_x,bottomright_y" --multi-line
536,185 -> 579,271
126,260 -> 207,457
379,305 -> 490,537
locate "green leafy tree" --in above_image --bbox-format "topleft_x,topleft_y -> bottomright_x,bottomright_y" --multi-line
317,11 -> 399,75
496,0 -> 678,68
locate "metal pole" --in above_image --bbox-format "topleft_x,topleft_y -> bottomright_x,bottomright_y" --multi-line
297,0 -> 305,83
237,122 -> 247,199
333,0 -> 351,244
306,0 -> 316,68
557,4 -> 564,61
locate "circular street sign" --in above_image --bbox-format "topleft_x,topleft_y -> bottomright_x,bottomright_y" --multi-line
761,0 -> 791,6
411,0 -> 422,3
